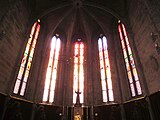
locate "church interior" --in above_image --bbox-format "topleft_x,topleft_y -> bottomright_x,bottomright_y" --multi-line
0,0 -> 160,120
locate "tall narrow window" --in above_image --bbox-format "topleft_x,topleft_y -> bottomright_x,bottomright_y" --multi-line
13,20 -> 40,96
43,36 -> 61,103
73,42 -> 84,104
98,36 -> 114,102
118,21 -> 142,97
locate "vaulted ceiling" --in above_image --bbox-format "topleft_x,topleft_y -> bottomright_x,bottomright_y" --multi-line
28,0 -> 128,41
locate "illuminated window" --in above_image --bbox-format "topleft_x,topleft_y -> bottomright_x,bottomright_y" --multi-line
13,20 -> 40,96
73,42 -> 84,104
43,36 -> 61,103
98,36 -> 114,102
118,21 -> 142,97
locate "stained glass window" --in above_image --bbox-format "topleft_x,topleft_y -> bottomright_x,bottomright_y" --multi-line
118,20 -> 142,97
73,42 -> 84,104
13,20 -> 40,96
43,35 -> 61,103
98,36 -> 114,102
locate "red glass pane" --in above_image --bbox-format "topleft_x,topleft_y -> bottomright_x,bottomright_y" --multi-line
21,53 -> 28,67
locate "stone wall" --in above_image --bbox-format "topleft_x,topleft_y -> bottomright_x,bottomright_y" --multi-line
0,0 -> 30,94
127,0 -> 160,94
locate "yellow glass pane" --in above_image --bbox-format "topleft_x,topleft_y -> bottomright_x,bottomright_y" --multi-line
17,67 -> 24,79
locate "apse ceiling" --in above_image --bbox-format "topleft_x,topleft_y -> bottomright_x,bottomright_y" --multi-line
28,0 -> 127,40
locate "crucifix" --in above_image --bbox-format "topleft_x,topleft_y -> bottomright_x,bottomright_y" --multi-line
75,72 -> 82,107
75,89 -> 82,107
